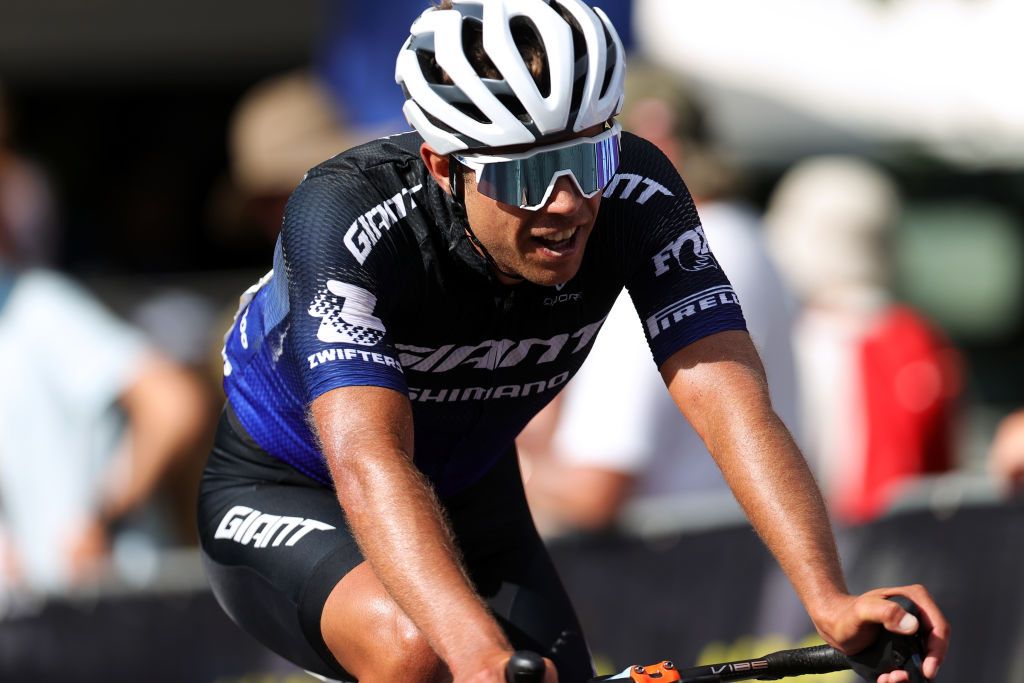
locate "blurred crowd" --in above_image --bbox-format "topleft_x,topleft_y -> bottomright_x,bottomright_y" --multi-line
0,91 -> 220,600
1,0 -> 1022,612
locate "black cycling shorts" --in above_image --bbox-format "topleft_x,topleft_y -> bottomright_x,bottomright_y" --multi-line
198,406 -> 594,682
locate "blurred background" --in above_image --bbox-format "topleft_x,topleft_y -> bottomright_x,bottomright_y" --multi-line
0,1 -> 1021,681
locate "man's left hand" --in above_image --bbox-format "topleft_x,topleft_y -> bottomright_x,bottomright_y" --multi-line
812,584 -> 949,682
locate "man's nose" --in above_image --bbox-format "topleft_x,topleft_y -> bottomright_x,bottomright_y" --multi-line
541,176 -> 588,214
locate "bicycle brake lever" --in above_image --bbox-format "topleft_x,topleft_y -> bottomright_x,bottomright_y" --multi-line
847,596 -> 928,682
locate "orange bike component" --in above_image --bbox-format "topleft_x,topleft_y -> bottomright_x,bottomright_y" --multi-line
628,660 -> 681,683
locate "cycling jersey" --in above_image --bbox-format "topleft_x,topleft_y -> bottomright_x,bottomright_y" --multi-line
221,131 -> 746,496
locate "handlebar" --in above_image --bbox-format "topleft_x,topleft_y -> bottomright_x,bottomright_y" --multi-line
511,597 -> 928,683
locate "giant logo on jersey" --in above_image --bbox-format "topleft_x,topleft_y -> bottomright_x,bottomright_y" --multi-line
309,280 -> 386,346
652,225 -> 718,276
602,173 -> 674,204
397,317 -> 605,403
395,317 -> 604,373
344,184 -> 423,264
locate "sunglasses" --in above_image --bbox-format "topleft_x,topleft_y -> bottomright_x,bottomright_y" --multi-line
453,122 -> 622,211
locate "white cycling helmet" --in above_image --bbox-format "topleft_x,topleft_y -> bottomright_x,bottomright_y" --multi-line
395,0 -> 626,155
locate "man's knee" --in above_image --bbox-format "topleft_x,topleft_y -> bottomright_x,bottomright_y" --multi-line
322,569 -> 448,682
385,618 -> 448,682
339,611 -> 447,682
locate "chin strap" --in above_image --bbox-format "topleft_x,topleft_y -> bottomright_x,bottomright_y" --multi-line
449,157 -> 525,283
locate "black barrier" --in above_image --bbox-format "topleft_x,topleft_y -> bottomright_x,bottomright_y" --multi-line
547,499 -> 1024,683
0,500 -> 1019,681
0,590 -> 305,682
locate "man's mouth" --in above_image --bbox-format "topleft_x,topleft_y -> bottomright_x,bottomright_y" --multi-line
532,226 -> 579,253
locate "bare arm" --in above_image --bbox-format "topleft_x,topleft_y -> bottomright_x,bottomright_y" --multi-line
662,331 -> 948,680
100,354 -> 211,521
990,408 -> 1024,494
519,395 -> 634,533
66,353 -> 211,581
313,385 -> 513,680
523,457 -> 633,533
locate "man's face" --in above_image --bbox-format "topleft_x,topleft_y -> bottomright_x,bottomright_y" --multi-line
460,166 -> 602,287
427,123 -> 608,287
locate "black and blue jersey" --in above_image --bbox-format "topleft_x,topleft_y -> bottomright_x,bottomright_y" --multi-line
222,131 -> 746,497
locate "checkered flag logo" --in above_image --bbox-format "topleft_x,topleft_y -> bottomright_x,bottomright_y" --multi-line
308,280 -> 386,346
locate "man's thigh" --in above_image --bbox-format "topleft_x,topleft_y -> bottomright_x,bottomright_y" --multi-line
199,467 -> 361,680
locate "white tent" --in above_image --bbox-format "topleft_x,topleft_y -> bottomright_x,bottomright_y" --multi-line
636,0 -> 1024,167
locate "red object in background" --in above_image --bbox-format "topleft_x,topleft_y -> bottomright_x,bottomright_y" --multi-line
836,306 -> 960,523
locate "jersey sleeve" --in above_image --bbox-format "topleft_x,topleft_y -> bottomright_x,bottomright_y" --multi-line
279,163 -> 410,403
609,135 -> 748,366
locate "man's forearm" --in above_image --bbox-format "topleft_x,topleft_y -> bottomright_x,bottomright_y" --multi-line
100,355 -> 210,522
658,334 -> 949,672
331,444 -> 511,673
711,408 -> 849,617
663,332 -> 849,618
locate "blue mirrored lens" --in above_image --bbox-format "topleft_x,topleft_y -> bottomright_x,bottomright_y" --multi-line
471,132 -> 621,209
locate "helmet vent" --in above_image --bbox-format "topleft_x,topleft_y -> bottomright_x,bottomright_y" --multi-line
461,17 -> 501,81
553,4 -> 588,119
598,21 -> 616,99
570,65 -> 587,117
452,100 -> 491,125
559,8 -> 587,62
509,16 -> 551,98
417,50 -> 447,86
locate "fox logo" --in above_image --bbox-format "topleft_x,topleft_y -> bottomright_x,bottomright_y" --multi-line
652,225 -> 717,276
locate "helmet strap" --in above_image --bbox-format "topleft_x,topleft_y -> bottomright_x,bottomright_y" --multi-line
449,157 -> 525,283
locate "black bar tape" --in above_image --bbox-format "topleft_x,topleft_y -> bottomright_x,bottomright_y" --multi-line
760,644 -> 849,678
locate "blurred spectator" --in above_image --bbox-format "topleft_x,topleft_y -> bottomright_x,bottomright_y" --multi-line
210,70 -> 359,258
128,286 -> 225,543
989,409 -> 1024,495
0,85 -> 59,267
519,63 -> 800,535
211,59 -> 423,263
0,136 -> 211,596
764,157 -> 961,524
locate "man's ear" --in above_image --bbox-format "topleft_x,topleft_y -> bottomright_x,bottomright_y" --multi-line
420,143 -> 451,194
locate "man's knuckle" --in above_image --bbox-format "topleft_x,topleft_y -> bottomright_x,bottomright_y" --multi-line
882,602 -> 903,621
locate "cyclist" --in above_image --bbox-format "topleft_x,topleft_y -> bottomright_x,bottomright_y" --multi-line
198,2 -> 949,682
